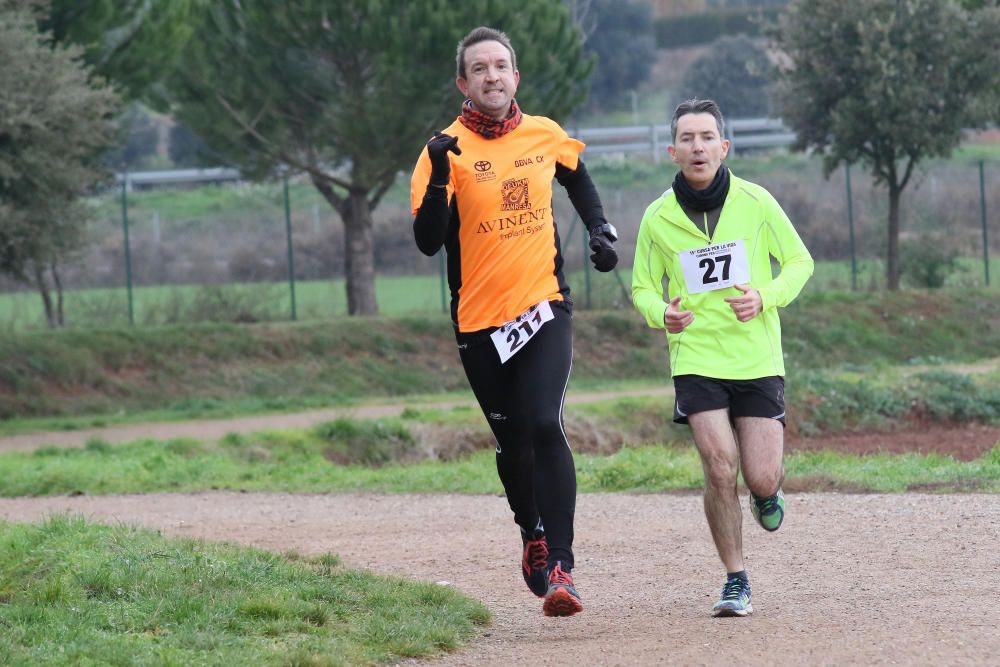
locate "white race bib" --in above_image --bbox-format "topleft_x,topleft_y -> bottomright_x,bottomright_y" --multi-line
490,300 -> 554,364
678,240 -> 750,294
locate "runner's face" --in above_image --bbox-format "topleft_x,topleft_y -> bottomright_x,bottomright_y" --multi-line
668,113 -> 730,190
457,40 -> 519,121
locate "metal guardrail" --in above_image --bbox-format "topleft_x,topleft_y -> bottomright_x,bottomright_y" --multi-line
113,119 -> 795,188
575,117 -> 795,162
116,167 -> 242,190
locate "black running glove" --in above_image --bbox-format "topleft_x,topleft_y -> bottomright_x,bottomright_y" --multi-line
589,223 -> 618,272
427,131 -> 461,187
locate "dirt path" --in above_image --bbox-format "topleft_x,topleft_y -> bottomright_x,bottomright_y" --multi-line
0,386 -> 675,453
4,356 -> 997,456
4,359 -> 999,664
2,491 -> 998,665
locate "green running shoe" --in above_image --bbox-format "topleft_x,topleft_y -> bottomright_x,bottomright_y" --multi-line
712,576 -> 753,617
750,489 -> 785,532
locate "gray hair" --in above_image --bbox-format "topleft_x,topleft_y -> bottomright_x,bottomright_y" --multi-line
670,99 -> 725,142
456,26 -> 517,79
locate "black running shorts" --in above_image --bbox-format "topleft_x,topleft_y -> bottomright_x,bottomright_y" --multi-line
672,374 -> 785,426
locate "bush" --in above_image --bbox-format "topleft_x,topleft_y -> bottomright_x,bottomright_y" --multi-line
900,234 -> 961,288
141,284 -> 284,325
313,418 -> 418,466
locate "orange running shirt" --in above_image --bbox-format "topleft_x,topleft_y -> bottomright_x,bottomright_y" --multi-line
410,114 -> 584,332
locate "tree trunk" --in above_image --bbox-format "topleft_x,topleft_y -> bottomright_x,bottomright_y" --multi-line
342,190 -> 379,315
886,184 -> 902,291
33,264 -> 57,329
51,260 -> 65,327
309,175 -> 380,316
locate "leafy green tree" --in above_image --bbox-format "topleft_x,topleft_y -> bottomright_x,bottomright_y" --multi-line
570,0 -> 656,112
0,6 -> 120,327
103,103 -> 162,169
165,0 -> 592,315
679,35 -> 770,118
42,0 -> 199,106
769,0 -> 1000,289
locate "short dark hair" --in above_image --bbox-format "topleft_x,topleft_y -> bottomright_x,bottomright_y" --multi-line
456,26 -> 517,79
670,99 -> 725,142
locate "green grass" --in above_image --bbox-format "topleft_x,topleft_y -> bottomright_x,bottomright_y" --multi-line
0,515 -> 489,666
785,449 -> 1000,492
92,179 -> 396,222
0,277 -> 449,331
4,255 -> 997,331
2,414 -> 999,497
952,142 -> 1000,162
0,375 -> 668,438
3,292 -> 1000,426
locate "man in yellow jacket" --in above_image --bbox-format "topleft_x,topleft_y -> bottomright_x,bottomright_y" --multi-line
632,99 -> 813,617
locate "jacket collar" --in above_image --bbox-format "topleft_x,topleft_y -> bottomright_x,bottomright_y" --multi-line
655,173 -> 744,239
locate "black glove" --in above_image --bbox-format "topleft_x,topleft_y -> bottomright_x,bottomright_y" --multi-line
427,131 -> 461,186
588,223 -> 618,272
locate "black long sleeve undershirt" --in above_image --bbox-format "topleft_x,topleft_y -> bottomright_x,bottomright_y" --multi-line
412,160 -> 607,256
412,185 -> 450,256
554,160 -> 607,232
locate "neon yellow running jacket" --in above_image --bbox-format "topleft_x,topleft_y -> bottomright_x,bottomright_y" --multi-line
631,173 -> 814,379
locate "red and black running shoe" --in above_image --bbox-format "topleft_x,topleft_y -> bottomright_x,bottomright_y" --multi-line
542,561 -> 583,617
521,528 -> 549,597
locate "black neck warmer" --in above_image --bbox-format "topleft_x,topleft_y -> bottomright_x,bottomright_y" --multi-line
672,164 -> 730,213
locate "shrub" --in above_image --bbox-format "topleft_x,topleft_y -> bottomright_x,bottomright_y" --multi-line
900,234 -> 961,288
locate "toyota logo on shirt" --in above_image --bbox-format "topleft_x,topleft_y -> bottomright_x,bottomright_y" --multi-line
474,160 -> 492,172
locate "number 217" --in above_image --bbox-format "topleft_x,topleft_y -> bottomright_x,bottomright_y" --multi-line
506,308 -> 544,352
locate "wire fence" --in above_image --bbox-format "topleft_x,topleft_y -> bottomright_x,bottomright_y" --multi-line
0,150 -> 996,331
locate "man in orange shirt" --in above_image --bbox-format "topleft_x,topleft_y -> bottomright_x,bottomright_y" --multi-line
410,26 -> 618,617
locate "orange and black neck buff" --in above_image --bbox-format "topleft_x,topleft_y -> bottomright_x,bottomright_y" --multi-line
459,98 -> 523,139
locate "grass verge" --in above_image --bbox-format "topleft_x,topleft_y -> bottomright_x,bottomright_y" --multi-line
2,432 -> 999,498
3,290 -> 999,425
0,515 -> 488,666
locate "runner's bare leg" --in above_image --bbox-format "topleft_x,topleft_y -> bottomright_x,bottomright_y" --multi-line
689,409 -> 743,572
735,417 -> 784,497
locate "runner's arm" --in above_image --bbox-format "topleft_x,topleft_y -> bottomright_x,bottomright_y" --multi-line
555,161 -> 607,231
412,185 -> 450,256
756,195 -> 814,311
631,207 -> 670,329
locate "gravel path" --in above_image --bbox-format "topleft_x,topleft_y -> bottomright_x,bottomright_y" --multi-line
4,359 -> 999,664
2,491 -> 998,666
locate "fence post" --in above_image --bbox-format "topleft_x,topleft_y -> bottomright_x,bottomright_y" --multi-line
120,173 -> 134,325
283,175 -> 297,320
845,163 -> 858,291
651,124 -> 660,164
980,160 -> 990,287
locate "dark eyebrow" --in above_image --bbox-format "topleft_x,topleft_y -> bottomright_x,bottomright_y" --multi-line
471,56 -> 510,67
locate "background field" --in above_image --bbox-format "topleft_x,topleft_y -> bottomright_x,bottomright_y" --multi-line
2,148 -> 998,331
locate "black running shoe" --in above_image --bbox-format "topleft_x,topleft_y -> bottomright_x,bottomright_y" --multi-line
521,528 -> 549,597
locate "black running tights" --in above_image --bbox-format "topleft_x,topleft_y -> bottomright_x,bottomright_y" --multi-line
458,306 -> 577,569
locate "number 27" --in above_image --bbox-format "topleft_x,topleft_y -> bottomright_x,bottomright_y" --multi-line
699,254 -> 731,284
